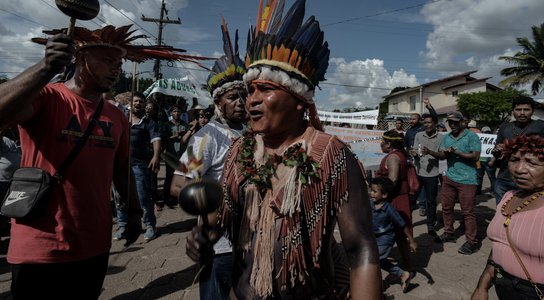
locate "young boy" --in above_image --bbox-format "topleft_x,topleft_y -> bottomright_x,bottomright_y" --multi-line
370,177 -> 418,293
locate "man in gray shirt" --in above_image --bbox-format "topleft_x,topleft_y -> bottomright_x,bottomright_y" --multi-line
492,95 -> 544,203
410,113 -> 443,237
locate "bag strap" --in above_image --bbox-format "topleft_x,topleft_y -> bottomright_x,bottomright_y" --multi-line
54,99 -> 104,180
505,219 -> 544,299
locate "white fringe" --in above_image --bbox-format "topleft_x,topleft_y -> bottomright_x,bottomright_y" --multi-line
211,80 -> 246,100
243,66 -> 315,104
280,140 -> 306,216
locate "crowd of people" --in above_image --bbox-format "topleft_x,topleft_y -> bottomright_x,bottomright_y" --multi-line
0,0 -> 543,299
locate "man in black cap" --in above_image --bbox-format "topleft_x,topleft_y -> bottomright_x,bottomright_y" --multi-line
425,112 -> 482,255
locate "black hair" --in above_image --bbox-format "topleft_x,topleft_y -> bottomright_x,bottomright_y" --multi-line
411,113 -> 421,120
383,129 -> 405,151
370,177 -> 395,200
421,113 -> 438,124
133,91 -> 146,99
512,95 -> 536,109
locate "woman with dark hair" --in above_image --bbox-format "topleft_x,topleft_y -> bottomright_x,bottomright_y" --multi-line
377,130 -> 415,276
472,134 -> 544,300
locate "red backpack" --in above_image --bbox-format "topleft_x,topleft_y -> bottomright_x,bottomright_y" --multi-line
407,160 -> 421,196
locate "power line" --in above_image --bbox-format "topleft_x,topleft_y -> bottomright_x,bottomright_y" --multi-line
322,0 -> 444,27
102,0 -> 157,44
141,0 -> 181,80
0,8 -> 51,29
38,0 -> 103,28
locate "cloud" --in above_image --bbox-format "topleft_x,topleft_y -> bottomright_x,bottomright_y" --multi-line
421,0 -> 544,82
0,0 -> 215,85
317,57 -> 418,110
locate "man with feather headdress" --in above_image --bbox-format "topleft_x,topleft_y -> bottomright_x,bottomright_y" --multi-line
185,1 -> 382,299
171,17 -> 247,300
0,24 -> 210,299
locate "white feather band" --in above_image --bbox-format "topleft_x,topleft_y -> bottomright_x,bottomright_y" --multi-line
243,65 -> 315,104
211,80 -> 246,100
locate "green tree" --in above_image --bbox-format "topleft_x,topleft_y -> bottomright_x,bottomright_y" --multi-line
389,86 -> 411,94
112,70 -> 155,95
457,88 -> 525,128
499,23 -> 544,95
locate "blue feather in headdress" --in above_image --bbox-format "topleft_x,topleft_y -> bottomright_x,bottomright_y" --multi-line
207,17 -> 246,95
275,0 -> 305,42
245,0 -> 330,87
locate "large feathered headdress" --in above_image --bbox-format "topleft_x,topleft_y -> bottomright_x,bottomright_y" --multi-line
31,24 -> 212,68
244,0 -> 329,130
206,17 -> 246,100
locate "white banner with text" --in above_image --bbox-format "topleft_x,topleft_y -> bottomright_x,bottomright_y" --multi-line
318,110 -> 379,125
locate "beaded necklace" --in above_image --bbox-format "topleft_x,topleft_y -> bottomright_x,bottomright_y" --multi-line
501,191 -> 544,227
238,132 -> 320,193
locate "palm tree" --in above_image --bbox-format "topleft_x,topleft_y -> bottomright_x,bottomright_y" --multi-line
499,23 -> 544,95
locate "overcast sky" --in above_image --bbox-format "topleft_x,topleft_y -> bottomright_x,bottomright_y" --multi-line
0,0 -> 543,110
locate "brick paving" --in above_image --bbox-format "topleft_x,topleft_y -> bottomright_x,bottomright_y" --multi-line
0,169 -> 499,300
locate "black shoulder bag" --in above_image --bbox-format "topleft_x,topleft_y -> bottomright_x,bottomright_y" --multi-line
0,100 -> 104,220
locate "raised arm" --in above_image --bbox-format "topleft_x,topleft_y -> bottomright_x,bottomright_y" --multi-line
337,153 -> 381,300
424,97 -> 438,120
0,34 -> 74,127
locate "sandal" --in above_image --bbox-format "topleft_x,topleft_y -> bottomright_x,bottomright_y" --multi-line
400,272 -> 412,293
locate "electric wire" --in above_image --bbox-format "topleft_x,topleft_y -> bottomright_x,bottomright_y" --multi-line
0,8 -> 51,28
102,0 -> 156,44
322,0 -> 445,27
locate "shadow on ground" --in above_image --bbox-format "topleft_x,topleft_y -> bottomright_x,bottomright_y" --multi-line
110,263 -> 199,300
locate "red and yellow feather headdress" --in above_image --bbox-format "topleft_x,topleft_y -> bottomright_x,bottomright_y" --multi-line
244,0 -> 329,130
206,17 -> 246,100
31,24 -> 213,68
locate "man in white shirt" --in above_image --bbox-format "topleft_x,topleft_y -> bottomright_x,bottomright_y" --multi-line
170,47 -> 247,299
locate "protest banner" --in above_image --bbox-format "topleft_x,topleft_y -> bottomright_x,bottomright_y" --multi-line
144,78 -> 199,99
143,78 -> 213,105
324,126 -> 385,170
318,109 -> 379,125
325,126 -> 498,170
477,133 -> 497,157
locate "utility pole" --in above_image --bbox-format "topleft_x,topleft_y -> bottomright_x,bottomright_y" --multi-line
142,0 -> 181,80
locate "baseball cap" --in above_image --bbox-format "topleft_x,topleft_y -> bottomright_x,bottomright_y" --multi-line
447,111 -> 465,122
481,126 -> 492,133
467,120 -> 477,128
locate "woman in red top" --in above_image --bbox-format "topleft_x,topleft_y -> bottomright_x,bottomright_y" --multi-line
377,130 -> 414,274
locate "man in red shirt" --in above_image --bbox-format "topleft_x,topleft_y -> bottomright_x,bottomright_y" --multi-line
0,24 -> 209,299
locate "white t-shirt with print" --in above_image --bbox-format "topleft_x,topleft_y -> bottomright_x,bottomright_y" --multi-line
175,119 -> 244,254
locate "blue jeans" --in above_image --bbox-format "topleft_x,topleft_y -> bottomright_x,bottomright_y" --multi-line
477,158 -> 496,194
419,176 -> 439,230
116,164 -> 156,228
417,185 -> 426,210
378,245 -> 403,278
199,253 -> 233,300
494,177 -> 518,205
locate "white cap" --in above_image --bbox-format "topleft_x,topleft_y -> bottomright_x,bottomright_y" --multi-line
468,120 -> 477,128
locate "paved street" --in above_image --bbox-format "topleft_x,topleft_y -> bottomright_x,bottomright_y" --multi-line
0,172 -> 499,300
